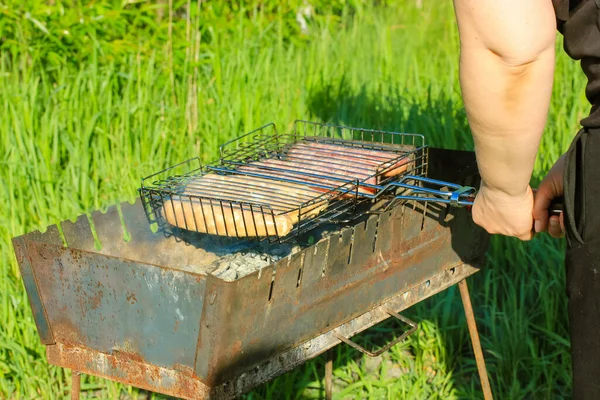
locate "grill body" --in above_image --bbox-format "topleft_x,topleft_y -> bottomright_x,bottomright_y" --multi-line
12,148 -> 487,399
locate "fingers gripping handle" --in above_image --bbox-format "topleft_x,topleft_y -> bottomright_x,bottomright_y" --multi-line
548,196 -> 564,217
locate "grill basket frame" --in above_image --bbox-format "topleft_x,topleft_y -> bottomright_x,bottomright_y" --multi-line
139,120 -> 429,243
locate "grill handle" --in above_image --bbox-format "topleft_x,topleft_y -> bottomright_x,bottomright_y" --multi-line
332,308 -> 417,358
387,175 -> 564,217
387,175 -> 477,208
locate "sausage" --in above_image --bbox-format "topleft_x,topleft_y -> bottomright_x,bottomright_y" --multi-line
163,197 -> 294,237
283,153 -> 378,179
161,173 -> 328,237
258,159 -> 376,185
184,173 -> 320,209
239,140 -> 416,196
159,140 -> 416,237
290,142 -> 415,177
237,162 -> 375,196
287,142 -> 415,177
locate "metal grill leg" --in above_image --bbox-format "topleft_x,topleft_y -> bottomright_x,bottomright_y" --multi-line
325,351 -> 333,400
71,370 -> 81,400
459,279 -> 493,400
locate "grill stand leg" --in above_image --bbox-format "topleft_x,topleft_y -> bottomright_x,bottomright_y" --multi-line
325,350 -> 333,400
458,279 -> 493,400
71,370 -> 81,400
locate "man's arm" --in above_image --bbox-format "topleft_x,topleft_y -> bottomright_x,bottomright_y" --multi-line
452,0 -> 557,239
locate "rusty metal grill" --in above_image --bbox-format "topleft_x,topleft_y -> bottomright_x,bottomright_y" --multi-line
140,120 -> 475,244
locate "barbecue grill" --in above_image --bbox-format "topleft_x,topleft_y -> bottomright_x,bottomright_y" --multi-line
12,121 -> 493,399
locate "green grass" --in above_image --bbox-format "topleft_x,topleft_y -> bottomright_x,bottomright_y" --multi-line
0,1 -> 589,398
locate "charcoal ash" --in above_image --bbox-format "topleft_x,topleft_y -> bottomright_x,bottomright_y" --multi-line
209,244 -> 301,281
163,218 -> 351,281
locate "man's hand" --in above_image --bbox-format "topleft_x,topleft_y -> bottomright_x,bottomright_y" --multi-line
533,154 -> 566,238
472,184 -> 535,240
472,155 -> 567,240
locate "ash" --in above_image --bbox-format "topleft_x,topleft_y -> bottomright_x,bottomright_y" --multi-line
167,222 -> 343,281
208,242 -> 302,281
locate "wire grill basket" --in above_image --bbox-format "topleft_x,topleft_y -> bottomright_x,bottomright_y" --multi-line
139,120 -> 473,243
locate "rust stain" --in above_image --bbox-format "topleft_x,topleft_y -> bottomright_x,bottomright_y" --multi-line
109,355 -> 117,369
53,318 -> 84,347
173,363 -> 195,376
47,343 -> 208,399
230,340 -> 242,359
90,290 -> 103,310
126,292 -> 137,304
114,349 -> 145,364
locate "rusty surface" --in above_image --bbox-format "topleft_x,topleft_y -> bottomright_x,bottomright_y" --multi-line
333,309 -> 417,357
197,201 -> 486,387
12,147 -> 489,399
325,352 -> 333,400
47,343 -> 210,400
26,241 -> 207,373
71,371 -> 81,400
11,237 -> 55,344
459,279 -> 494,400
209,262 -> 482,398
194,147 -> 487,388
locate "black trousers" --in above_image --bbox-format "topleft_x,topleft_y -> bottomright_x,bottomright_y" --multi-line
564,127 -> 600,399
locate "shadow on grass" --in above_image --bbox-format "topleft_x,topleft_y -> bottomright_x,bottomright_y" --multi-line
304,79 -> 474,151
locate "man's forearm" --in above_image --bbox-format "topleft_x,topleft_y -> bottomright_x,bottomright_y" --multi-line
459,46 -> 555,198
452,0 -> 557,199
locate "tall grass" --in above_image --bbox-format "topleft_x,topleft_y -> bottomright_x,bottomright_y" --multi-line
1,1 -> 589,398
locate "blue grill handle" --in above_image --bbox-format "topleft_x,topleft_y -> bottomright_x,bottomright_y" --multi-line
384,175 -> 476,208
390,176 -> 564,217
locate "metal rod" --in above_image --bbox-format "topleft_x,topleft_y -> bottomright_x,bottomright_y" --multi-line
283,144 -> 409,165
140,156 -> 202,186
209,165 -> 354,194
71,370 -> 81,400
184,177 -> 317,205
458,279 -> 493,400
215,162 -> 359,185
325,351 -> 333,400
219,122 -> 277,157
293,120 -> 426,148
